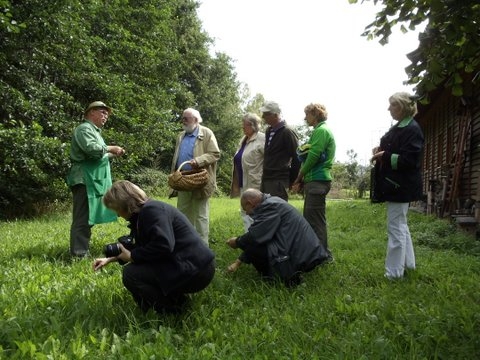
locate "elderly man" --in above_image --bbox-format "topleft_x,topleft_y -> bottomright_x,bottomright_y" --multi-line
67,101 -> 125,257
260,101 -> 300,201
226,189 -> 330,286
170,108 -> 220,244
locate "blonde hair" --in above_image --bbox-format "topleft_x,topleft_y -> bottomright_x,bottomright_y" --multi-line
304,103 -> 328,122
389,92 -> 418,118
103,180 -> 148,216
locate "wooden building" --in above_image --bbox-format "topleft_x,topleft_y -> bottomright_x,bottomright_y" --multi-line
416,74 -> 480,226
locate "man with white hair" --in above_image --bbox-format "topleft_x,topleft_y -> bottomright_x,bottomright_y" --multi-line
259,101 -> 300,201
170,108 -> 220,244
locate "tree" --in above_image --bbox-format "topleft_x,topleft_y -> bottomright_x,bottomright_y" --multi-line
0,0 -> 243,217
350,0 -> 480,99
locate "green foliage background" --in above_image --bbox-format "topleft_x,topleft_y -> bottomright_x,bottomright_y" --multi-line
0,0 -> 243,218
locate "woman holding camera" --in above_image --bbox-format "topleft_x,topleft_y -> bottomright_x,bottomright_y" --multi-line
93,180 -> 215,314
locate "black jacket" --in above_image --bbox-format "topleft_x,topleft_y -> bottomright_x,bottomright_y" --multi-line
372,118 -> 424,203
263,123 -> 300,186
128,200 -> 215,294
236,195 -> 329,281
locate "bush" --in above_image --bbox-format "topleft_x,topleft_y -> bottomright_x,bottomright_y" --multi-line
127,167 -> 171,198
0,122 -> 70,219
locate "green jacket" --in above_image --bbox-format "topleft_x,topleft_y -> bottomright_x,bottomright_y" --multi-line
67,120 -> 117,225
301,121 -> 336,182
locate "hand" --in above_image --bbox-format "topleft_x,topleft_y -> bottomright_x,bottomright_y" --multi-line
291,181 -> 303,194
370,150 -> 384,163
226,237 -> 238,249
227,259 -> 241,272
189,159 -> 198,168
93,257 -> 111,271
116,243 -> 132,263
108,145 -> 125,157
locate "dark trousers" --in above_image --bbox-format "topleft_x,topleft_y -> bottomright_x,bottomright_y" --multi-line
240,243 -> 271,277
122,260 -> 215,313
261,178 -> 289,201
304,181 -> 332,258
70,184 -> 92,256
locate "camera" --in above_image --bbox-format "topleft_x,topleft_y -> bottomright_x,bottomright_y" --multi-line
104,235 -> 136,258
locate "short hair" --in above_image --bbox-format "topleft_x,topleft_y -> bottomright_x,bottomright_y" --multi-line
103,180 -> 148,215
184,108 -> 203,123
389,92 -> 418,118
240,188 -> 263,208
304,103 -> 328,122
242,113 -> 261,132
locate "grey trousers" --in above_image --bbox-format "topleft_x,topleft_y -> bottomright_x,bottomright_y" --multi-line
70,184 -> 92,256
303,181 -> 332,258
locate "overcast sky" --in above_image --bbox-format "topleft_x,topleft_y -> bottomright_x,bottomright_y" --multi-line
197,0 -> 423,163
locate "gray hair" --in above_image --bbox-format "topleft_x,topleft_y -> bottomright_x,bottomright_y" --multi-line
389,92 -> 418,118
184,107 -> 203,123
242,113 -> 261,132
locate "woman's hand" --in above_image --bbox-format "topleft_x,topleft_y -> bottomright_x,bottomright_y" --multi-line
370,150 -> 385,163
93,257 -> 114,271
117,243 -> 132,263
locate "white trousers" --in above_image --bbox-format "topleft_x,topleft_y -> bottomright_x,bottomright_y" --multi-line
177,191 -> 210,245
385,202 -> 416,278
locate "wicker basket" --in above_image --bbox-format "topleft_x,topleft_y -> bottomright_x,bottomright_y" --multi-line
168,161 -> 209,191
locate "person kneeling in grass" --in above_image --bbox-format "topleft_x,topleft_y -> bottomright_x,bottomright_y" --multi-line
93,180 -> 215,314
226,188 -> 329,287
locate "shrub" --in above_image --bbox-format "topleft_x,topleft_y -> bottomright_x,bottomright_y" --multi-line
0,122 -> 70,219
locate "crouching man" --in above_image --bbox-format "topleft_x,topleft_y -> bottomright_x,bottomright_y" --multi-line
226,188 -> 329,286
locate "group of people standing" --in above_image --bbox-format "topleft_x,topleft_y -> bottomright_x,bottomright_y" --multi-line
68,92 -> 424,314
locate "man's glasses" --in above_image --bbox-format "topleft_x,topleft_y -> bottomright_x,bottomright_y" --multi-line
96,109 -> 109,116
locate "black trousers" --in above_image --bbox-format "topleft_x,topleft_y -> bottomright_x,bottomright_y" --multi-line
122,260 -> 215,313
70,184 -> 92,256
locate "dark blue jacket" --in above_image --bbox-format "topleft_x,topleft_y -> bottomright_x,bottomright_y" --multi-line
372,118 -> 424,203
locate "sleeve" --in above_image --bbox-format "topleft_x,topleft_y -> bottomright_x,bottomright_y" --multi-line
300,127 -> 326,174
382,123 -> 424,171
195,128 -> 221,167
287,129 -> 301,185
74,125 -> 107,160
237,203 -> 281,247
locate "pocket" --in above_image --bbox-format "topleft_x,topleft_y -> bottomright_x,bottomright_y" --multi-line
381,176 -> 401,196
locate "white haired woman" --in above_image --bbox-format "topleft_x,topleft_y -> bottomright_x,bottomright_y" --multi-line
371,92 -> 424,280
230,113 -> 265,231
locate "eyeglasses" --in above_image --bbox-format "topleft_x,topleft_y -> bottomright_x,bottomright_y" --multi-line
181,116 -> 194,120
262,112 -> 273,118
96,109 -> 109,116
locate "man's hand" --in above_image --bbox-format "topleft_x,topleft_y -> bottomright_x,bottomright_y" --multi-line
226,237 -> 238,249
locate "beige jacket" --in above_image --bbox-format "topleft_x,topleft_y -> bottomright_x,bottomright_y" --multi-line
170,125 -> 220,199
230,131 -> 265,197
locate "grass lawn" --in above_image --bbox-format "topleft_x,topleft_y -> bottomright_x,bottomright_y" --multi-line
0,197 -> 479,359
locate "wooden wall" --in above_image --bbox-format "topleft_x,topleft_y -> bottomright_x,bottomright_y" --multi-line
417,80 -> 480,218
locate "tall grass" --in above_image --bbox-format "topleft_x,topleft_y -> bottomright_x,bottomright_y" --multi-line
0,198 -> 479,359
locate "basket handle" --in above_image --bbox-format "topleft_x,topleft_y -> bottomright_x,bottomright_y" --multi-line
177,161 -> 191,171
